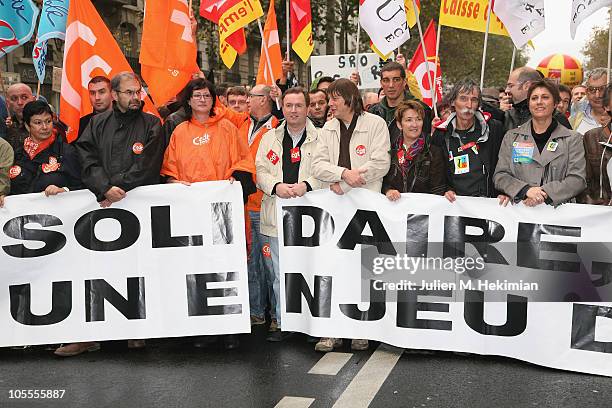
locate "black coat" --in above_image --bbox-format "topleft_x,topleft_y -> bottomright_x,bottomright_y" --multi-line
10,135 -> 83,195
75,105 -> 164,201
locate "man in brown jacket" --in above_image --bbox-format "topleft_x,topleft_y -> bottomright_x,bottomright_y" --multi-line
580,83 -> 612,205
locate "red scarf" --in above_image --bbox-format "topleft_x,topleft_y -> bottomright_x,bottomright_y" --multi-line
24,131 -> 56,160
396,135 -> 425,174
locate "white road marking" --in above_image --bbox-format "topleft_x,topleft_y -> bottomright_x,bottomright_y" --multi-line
332,344 -> 403,408
308,352 -> 353,376
274,396 -> 316,408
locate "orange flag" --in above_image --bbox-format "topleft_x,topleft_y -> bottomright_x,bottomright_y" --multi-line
256,1 -> 282,85
140,0 -> 199,107
60,0 -> 158,142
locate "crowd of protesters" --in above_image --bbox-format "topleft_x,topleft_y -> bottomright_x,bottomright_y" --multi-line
0,53 -> 610,356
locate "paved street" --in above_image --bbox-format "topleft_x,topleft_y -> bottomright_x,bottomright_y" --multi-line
1,324 -> 611,408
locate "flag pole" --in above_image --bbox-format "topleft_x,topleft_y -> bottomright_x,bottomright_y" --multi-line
355,21 -> 361,85
432,21 -> 442,116
608,7 -> 611,75
509,46 -> 517,75
286,0 -> 291,60
480,0 -> 493,89
258,18 -> 281,110
412,0 -> 438,117
36,81 -> 41,100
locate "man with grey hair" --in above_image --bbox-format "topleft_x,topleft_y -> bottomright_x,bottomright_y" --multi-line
503,67 -> 571,132
570,68 -> 610,134
432,78 -> 506,202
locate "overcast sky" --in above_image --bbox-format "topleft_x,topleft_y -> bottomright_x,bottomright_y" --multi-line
525,0 -> 610,67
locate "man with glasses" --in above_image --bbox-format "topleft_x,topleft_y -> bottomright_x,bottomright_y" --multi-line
369,61 -> 432,143
226,86 -> 249,113
570,68 -> 610,134
77,72 -> 164,209
503,67 -> 571,132
238,84 -> 280,331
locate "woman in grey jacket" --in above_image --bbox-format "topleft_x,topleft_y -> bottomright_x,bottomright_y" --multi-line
494,79 -> 587,207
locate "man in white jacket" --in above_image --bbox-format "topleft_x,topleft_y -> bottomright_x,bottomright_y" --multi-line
256,87 -> 322,342
311,78 -> 391,352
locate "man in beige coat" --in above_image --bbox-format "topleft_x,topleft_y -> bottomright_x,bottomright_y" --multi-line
256,87 -> 321,342
0,137 -> 13,207
311,78 -> 391,352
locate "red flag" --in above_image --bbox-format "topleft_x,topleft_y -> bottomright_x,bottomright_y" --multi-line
256,1 -> 282,85
200,0 -> 247,55
407,20 -> 443,108
60,0 -> 158,142
290,0 -> 313,62
140,0 -> 199,106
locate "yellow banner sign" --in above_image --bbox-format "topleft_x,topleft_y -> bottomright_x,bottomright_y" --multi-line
439,0 -> 509,36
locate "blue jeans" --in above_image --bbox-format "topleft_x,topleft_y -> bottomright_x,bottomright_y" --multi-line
262,234 -> 281,327
247,211 -> 274,319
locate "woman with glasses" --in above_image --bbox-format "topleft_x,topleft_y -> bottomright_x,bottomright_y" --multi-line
161,78 -> 256,350
494,79 -> 586,207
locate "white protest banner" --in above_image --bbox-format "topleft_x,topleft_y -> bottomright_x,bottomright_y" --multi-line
277,189 -> 612,377
493,0 -> 545,49
0,182 -> 250,346
311,53 -> 384,89
360,0 -> 411,57
570,0 -> 612,39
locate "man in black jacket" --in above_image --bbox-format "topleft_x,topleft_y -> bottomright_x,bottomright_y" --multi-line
369,61 -> 432,142
77,76 -> 113,139
432,78 -> 507,203
502,67 -> 571,131
76,72 -> 164,208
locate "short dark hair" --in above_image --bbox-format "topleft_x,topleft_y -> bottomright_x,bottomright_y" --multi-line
381,61 -> 406,79
558,84 -> 571,97
447,78 -> 482,108
527,79 -> 561,105
326,78 -> 364,115
216,83 -> 230,98
23,100 -> 53,125
308,88 -> 328,102
110,72 -> 141,92
516,67 -> 542,85
88,76 -> 110,87
317,76 -> 334,86
395,100 -> 425,123
283,86 -> 309,105
226,86 -> 247,98
182,78 -> 217,118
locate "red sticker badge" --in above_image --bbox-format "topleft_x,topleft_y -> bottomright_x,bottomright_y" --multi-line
290,147 -> 301,163
262,243 -> 271,258
132,142 -> 144,155
266,150 -> 280,165
356,145 -> 366,156
42,156 -> 60,173
397,150 -> 405,165
9,165 -> 21,179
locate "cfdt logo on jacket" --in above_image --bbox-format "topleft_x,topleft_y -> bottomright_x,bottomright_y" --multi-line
192,134 -> 210,146
42,156 -> 61,173
132,142 -> 144,154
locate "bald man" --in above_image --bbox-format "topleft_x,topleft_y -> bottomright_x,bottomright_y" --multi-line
4,83 -> 35,151
503,67 -> 570,132
362,92 -> 380,112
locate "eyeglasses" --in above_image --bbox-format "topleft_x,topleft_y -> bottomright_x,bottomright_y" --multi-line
248,93 -> 266,97
116,88 -> 143,98
192,93 -> 213,100
381,77 -> 404,85
587,86 -> 606,95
